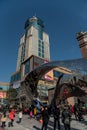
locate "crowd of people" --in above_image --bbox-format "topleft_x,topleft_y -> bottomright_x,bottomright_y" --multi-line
40,102 -> 85,130
0,104 -> 40,129
0,100 -> 86,130
0,106 -> 22,128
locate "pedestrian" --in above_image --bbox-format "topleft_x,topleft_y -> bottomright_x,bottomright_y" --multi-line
53,105 -> 60,130
33,107 -> 37,119
77,107 -> 84,121
1,112 -> 7,128
17,108 -> 23,123
8,108 -> 15,127
73,104 -> 78,120
29,107 -> 33,118
41,106 -> 49,130
62,106 -> 71,130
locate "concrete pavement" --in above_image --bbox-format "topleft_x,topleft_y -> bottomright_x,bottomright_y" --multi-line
3,114 -> 87,130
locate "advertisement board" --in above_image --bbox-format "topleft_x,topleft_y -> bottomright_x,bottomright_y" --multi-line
0,92 -> 6,98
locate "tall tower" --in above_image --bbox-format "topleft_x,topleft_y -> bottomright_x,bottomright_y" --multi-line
16,16 -> 50,70
77,31 -> 87,59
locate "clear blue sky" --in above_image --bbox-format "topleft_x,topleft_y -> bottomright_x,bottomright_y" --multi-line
0,0 -> 87,82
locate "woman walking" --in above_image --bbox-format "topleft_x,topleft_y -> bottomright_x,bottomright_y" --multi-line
1,112 -> 7,128
8,108 -> 15,127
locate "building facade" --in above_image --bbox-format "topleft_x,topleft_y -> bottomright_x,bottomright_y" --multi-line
16,16 -> 50,71
10,16 -> 53,104
11,16 -> 51,86
77,31 -> 87,59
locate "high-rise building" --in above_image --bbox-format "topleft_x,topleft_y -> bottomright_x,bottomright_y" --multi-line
10,17 -> 52,103
16,16 -> 50,71
77,31 -> 87,59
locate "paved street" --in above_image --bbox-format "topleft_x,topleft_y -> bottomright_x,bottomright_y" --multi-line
2,114 -> 87,130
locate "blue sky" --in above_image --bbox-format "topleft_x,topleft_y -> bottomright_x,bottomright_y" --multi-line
0,0 -> 87,82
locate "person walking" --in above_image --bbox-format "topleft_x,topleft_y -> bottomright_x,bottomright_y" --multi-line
29,107 -> 33,118
1,112 -> 7,128
77,107 -> 84,121
8,108 -> 15,127
73,104 -> 78,120
41,106 -> 49,130
17,108 -> 23,123
53,105 -> 60,130
33,107 -> 37,119
62,106 -> 71,130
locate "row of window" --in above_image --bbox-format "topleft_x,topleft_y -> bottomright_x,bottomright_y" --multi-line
38,39 -> 44,58
10,72 -> 21,83
21,43 -> 25,62
38,42 -> 44,48
38,52 -> 44,58
11,60 -> 30,83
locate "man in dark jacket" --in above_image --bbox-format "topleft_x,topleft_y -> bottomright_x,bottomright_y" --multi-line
62,106 -> 71,130
53,105 -> 60,130
41,106 -> 49,130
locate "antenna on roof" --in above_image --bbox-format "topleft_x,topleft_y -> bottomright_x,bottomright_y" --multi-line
33,12 -> 37,18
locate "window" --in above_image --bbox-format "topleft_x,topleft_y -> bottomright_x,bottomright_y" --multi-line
10,72 -> 21,83
38,48 -> 41,51
42,49 -> 44,53
38,52 -> 41,57
38,40 -> 45,58
42,45 -> 44,49
25,61 -> 30,75
42,53 -> 44,58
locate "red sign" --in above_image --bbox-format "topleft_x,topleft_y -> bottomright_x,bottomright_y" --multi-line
0,92 -> 6,98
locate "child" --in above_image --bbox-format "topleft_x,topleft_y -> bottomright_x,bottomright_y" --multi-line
17,109 -> 22,123
1,112 -> 7,128
8,108 -> 15,127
